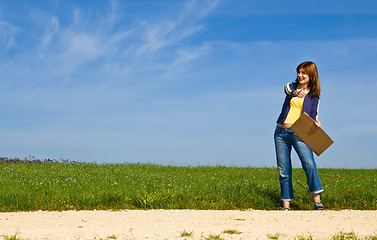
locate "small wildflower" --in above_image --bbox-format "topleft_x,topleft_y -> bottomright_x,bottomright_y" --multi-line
348,190 -> 351,193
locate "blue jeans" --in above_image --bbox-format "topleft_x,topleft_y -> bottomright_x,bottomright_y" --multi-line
274,125 -> 324,201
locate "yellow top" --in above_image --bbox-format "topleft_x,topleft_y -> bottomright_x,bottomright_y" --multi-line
284,89 -> 308,124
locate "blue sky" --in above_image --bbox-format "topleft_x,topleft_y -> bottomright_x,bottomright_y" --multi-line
1,0 -> 377,168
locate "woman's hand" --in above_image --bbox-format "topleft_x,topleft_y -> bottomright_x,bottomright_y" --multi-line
293,86 -> 307,98
315,120 -> 321,128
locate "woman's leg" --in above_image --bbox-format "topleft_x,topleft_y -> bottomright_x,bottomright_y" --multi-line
292,135 -> 324,199
313,193 -> 321,203
274,127 -> 295,205
283,200 -> 291,209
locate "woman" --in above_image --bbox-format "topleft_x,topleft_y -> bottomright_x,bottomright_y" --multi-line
274,61 -> 325,210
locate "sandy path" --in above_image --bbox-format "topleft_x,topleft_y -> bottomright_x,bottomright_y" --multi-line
0,210 -> 376,240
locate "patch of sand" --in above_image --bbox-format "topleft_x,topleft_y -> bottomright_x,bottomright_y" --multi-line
1,210 -> 376,239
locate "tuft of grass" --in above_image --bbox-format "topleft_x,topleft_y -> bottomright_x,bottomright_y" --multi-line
294,232 -> 377,240
107,234 -> 117,239
201,234 -> 224,240
222,229 -> 241,234
180,230 -> 193,238
295,235 -> 313,240
331,232 -> 359,240
2,234 -> 22,240
267,233 -> 281,239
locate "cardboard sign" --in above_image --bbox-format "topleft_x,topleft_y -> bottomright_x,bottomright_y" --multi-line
290,113 -> 334,156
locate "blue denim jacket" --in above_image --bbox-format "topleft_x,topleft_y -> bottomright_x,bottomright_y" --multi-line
276,82 -> 320,124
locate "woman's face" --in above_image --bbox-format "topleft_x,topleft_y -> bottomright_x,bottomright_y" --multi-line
297,68 -> 310,86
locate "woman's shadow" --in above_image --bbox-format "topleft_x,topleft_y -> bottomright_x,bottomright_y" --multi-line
250,183 -> 281,209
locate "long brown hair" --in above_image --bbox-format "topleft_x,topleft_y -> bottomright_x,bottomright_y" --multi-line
296,61 -> 321,98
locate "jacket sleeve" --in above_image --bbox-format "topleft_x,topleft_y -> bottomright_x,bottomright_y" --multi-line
284,82 -> 295,96
310,98 -> 320,121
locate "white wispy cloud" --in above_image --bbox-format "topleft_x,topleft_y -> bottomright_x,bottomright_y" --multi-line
0,20 -> 18,51
39,17 -> 60,51
163,44 -> 211,80
10,0 -> 221,89
134,0 -> 221,68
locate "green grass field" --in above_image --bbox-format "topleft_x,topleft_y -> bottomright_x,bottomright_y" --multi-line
0,157 -> 376,212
